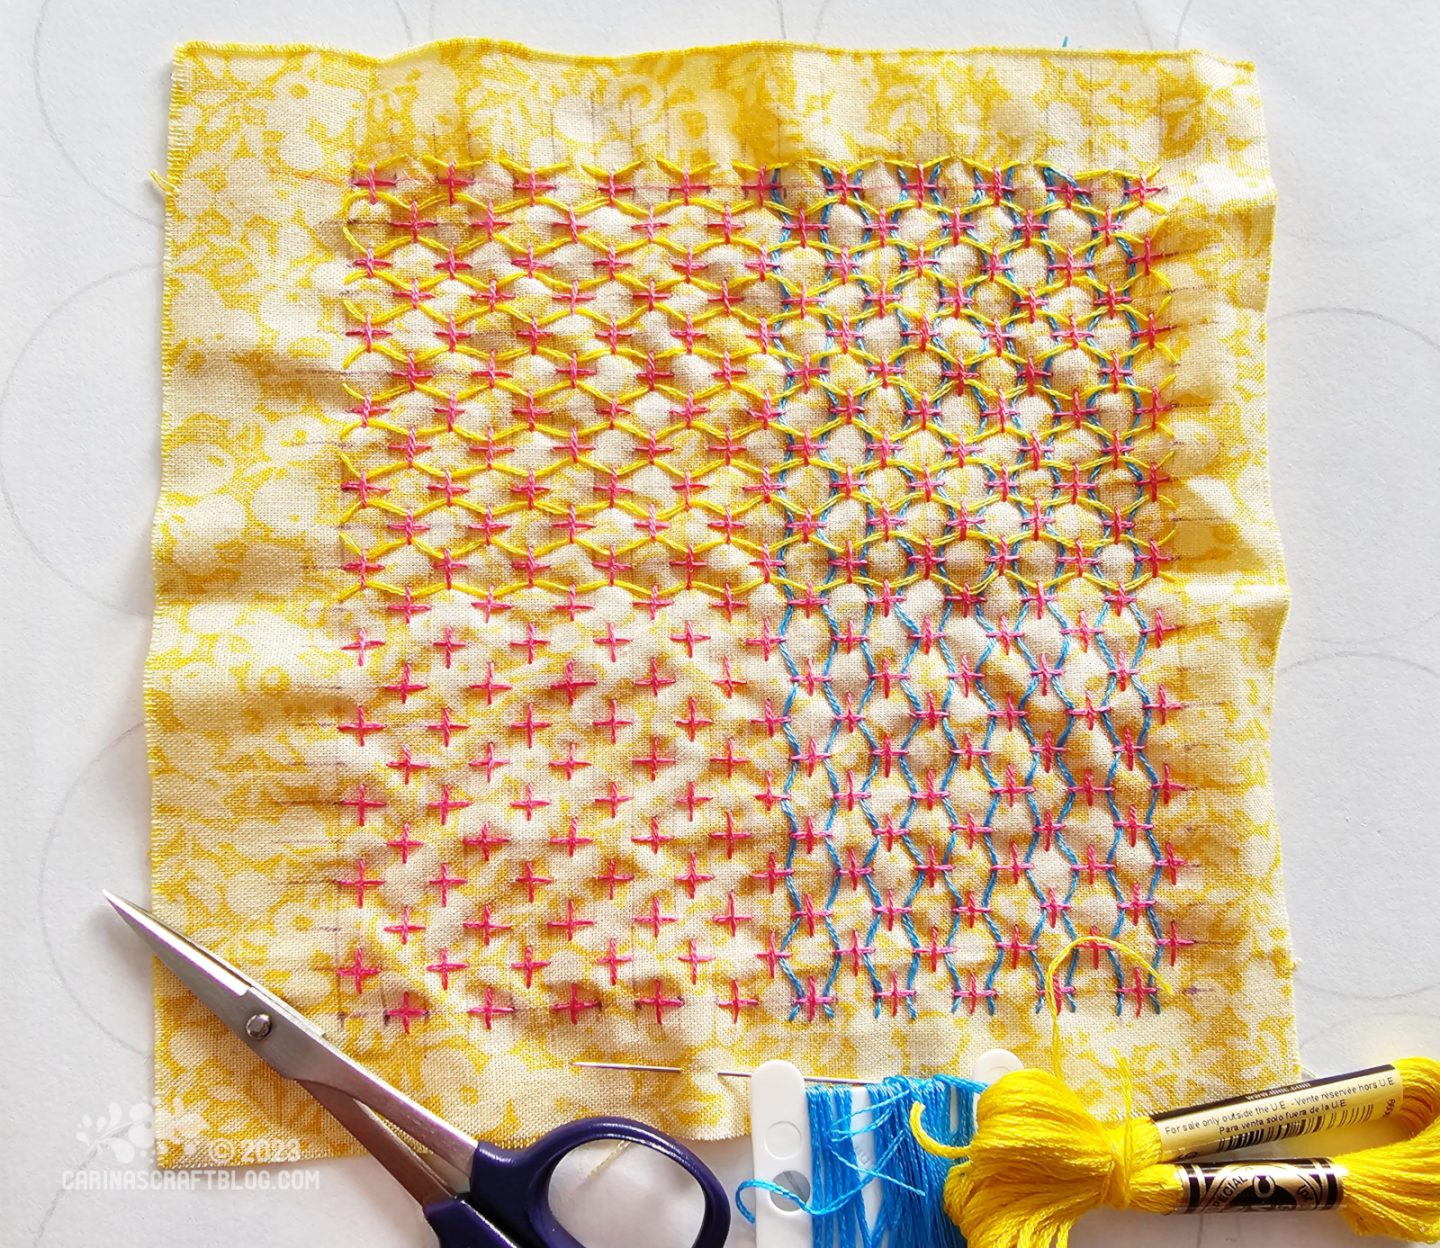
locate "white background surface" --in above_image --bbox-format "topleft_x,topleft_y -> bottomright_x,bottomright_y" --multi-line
3,2 -> 1438,1246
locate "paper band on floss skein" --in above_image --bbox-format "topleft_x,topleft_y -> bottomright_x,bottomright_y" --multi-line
1173,1159 -> 1344,1214
1151,1064 -> 1404,1159
910,1054 -> 1440,1242
907,938 -> 1440,1244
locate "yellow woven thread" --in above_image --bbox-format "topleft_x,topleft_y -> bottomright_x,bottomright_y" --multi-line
152,41 -> 1295,1165
911,1055 -> 1440,1247
1338,1056 -> 1440,1242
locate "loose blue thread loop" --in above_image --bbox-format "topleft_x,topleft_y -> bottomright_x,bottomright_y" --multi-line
736,1073 -> 982,1248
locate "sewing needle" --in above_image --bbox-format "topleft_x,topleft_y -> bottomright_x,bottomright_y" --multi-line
573,1060 -> 870,1087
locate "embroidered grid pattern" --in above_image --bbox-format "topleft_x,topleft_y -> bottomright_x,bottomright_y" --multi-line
330,155 -> 1186,1038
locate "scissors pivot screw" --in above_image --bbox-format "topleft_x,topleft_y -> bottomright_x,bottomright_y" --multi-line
104,893 -> 732,1248
245,1012 -> 273,1039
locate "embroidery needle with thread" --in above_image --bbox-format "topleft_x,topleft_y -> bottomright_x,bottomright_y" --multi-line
149,39 -> 1299,1169
573,1061 -> 869,1086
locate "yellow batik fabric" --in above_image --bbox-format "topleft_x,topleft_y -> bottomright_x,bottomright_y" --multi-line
149,40 -> 1293,1165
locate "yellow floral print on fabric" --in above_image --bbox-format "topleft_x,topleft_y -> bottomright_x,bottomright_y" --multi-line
149,40 -> 1293,1166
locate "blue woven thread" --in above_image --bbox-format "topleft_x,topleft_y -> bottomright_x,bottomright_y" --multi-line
738,162 -> 1169,1024
734,1073 -> 980,1248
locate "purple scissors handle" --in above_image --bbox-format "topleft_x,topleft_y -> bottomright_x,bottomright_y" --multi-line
103,895 -> 728,1248
423,1117 -> 731,1248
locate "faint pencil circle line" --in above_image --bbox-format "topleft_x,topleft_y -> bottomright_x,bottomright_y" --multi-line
1269,305 -> 1440,648
1173,0 -> 1198,48
1299,1007 -> 1440,1053
390,0 -> 412,43
37,723 -> 149,1057
1292,972 -> 1440,1004
1271,304 -> 1440,356
1276,650 -> 1440,683
0,263 -> 159,617
31,0 -> 158,224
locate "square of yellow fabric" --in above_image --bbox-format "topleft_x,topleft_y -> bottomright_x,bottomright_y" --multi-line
148,40 -> 1292,1165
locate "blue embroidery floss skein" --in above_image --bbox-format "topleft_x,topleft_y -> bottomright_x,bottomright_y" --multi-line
738,1071 -> 982,1248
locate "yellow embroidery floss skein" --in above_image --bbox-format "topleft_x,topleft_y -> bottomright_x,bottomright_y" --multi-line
911,940 -> 1440,1247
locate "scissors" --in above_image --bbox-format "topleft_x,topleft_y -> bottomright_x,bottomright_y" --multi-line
105,893 -> 730,1248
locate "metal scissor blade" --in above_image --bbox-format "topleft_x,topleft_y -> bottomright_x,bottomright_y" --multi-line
105,893 -> 478,1185
105,891 -> 319,1041
299,1079 -> 453,1206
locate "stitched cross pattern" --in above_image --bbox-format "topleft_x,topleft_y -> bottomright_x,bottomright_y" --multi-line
331,155 -> 1186,1038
